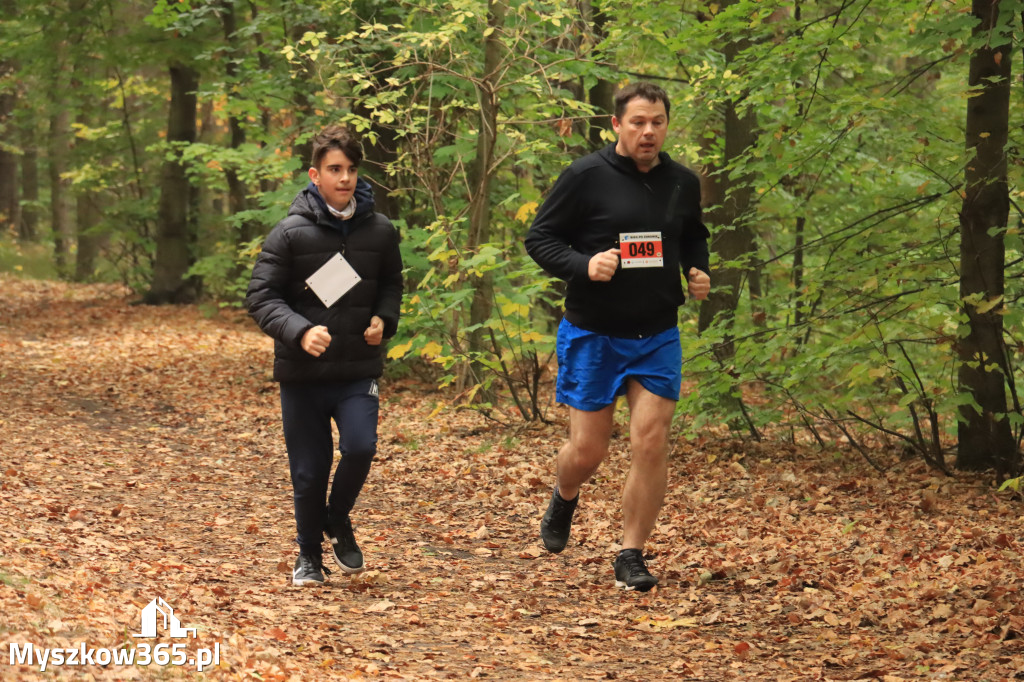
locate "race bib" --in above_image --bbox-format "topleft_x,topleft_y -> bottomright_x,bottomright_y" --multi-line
619,232 -> 664,269
305,252 -> 361,307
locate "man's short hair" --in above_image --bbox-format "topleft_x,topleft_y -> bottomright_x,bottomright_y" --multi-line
613,82 -> 671,121
310,125 -> 363,170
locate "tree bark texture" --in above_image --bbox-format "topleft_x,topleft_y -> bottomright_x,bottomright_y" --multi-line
466,0 -> 508,361
48,109 -> 72,276
0,42 -> 18,234
19,142 -> 39,241
220,0 -> 259,244
74,194 -> 101,281
695,95 -> 758,345
696,0 -> 759,352
351,0 -> 401,221
583,0 -> 614,150
71,0 -> 100,281
288,23 -> 315,179
956,0 -> 1016,474
146,63 -> 199,304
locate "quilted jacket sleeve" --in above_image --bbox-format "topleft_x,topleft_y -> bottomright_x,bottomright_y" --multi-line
245,219 -> 314,350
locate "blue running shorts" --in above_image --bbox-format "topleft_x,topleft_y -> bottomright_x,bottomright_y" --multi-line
555,317 -> 682,412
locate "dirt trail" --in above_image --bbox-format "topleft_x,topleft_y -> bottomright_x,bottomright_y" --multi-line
1,276 -> 1023,681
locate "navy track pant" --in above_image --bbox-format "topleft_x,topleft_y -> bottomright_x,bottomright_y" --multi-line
279,378 -> 379,558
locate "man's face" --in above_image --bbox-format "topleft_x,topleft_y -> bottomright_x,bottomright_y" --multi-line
309,148 -> 357,211
611,97 -> 668,172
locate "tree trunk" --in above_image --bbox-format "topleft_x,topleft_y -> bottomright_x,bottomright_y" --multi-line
220,0 -> 258,243
72,111 -> 103,281
19,141 -> 39,241
792,215 -> 806,328
288,23 -> 316,179
351,0 -> 402,222
583,0 -> 614,150
75,194 -> 102,281
71,0 -> 101,282
956,0 -> 1016,474
0,33 -> 18,234
354,102 -> 400,221
696,0 -> 759,349
290,89 -> 314,177
465,0 -> 508,364
695,94 -> 758,345
690,0 -> 761,439
49,109 -> 73,276
146,63 -> 199,304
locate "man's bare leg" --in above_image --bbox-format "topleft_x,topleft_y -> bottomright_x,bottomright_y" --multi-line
555,403 -> 616,500
540,403 -> 616,552
621,380 -> 675,550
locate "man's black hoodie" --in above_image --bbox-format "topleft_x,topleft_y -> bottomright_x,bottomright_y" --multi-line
525,144 -> 710,338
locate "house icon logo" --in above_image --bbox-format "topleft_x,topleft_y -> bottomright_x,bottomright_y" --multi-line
132,597 -> 197,639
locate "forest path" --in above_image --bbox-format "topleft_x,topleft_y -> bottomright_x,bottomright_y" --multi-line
1,275 -> 1022,681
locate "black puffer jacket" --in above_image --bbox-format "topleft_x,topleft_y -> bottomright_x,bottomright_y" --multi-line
246,179 -> 404,383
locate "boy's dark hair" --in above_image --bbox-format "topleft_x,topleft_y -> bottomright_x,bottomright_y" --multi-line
613,82 -> 671,121
310,125 -> 363,170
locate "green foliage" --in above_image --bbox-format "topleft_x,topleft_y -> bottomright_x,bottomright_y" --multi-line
5,0 -> 1021,444
277,0 -> 615,419
999,477 -> 1022,494
185,237 -> 264,305
386,218 -> 561,422
665,0 -> 1021,464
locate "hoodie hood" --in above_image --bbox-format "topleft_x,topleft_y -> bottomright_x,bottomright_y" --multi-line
288,177 -> 377,233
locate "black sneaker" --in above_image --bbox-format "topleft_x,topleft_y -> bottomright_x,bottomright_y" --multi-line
292,553 -> 330,587
540,487 -> 578,553
324,515 -> 365,574
614,548 -> 658,592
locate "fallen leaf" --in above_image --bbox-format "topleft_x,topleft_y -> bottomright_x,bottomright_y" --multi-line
265,627 -> 288,641
365,599 -> 395,613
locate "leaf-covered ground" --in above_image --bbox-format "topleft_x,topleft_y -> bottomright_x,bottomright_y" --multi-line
1,275 -> 1023,681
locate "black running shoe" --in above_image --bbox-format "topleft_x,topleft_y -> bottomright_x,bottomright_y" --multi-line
324,514 -> 365,574
614,548 -> 658,592
540,487 -> 578,553
292,553 -> 330,587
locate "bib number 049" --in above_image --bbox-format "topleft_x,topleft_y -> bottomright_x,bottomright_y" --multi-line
619,232 -> 664,269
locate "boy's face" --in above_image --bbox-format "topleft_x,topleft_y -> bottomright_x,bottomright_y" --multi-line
309,148 -> 358,211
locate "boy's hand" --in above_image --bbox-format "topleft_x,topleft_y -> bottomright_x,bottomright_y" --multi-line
301,325 -> 332,357
364,316 -> 384,346
687,268 -> 710,300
